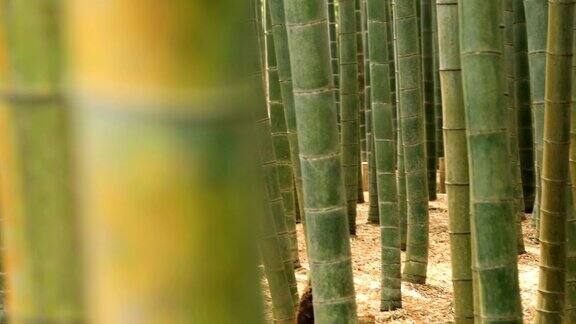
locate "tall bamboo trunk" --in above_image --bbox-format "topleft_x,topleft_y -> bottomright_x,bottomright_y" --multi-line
284,0 -> 359,321
524,0 -> 549,231
432,3 -> 444,164
421,0 -> 438,201
338,0 -> 361,235
267,0 -> 306,226
392,0 -> 430,284
67,1 -> 265,322
436,0 -> 474,322
257,3 -> 299,317
514,0 -> 536,213
363,0 -> 380,224
262,1 -> 300,309
265,2 -> 301,270
504,0 -> 527,254
390,2 -> 409,251
567,8 -> 576,321
357,0 -> 367,204
535,0 -> 574,322
357,0 -> 367,165
0,2 -> 83,321
0,16 -> 6,318
329,0 -> 340,115
367,0 -> 402,310
459,0 -> 523,322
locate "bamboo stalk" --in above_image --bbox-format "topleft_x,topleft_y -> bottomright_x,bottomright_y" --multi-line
284,0 -> 359,321
262,2 -> 301,310
421,0 -> 438,202
268,0 -> 306,225
567,6 -> 576,321
524,0 -> 549,231
390,2 -> 408,251
0,2 -> 83,321
265,2 -> 301,270
357,0 -> 367,204
357,0 -> 367,166
67,1 -> 265,322
514,0 -> 536,213
535,0 -> 574,322
392,0 -> 430,284
367,0 -> 402,310
459,0 -> 523,321
363,0 -> 380,224
432,2 -> 444,163
504,0 -> 527,254
329,0 -> 340,113
338,0 -> 361,235
436,0 -> 474,321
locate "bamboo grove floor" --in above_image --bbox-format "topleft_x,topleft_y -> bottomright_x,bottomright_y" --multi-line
287,193 -> 540,323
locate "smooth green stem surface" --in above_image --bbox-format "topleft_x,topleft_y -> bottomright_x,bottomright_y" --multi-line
421,0 -> 438,201
524,0 -> 548,231
0,2 -> 83,321
367,0 -> 402,310
535,0 -> 574,322
436,0 -> 474,322
284,0 -> 359,321
338,0 -> 361,235
459,0 -> 523,322
67,1 -> 266,322
392,0 -> 430,284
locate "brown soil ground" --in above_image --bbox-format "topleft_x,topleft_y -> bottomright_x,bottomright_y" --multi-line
292,193 -> 539,323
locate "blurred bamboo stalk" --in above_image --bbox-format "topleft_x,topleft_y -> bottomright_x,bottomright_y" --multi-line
67,1 -> 265,322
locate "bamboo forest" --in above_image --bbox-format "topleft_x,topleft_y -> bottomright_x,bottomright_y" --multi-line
1,0 -> 576,323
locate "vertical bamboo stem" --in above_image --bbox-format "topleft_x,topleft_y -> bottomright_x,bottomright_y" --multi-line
67,1 -> 265,322
524,0 -> 549,231
436,0 -> 474,321
367,0 -> 402,310
535,0 -> 574,322
338,0 -> 361,235
392,0 -> 431,284
421,0 -> 438,201
265,2 -> 301,270
284,0 -> 359,321
0,2 -> 83,321
459,0 -> 523,321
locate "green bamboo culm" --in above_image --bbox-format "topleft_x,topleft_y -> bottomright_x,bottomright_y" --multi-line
356,0 -> 367,204
284,0 -> 359,321
0,22 -> 6,318
329,0 -> 340,116
267,0 -> 307,226
432,2 -> 444,162
567,8 -> 576,321
364,0 -> 380,224
357,0 -> 367,165
338,0 -> 361,235
436,1 -> 474,322
459,0 -> 524,322
257,3 -> 299,317
367,0 -> 402,310
67,0 -> 266,322
262,1 -> 300,307
524,0 -> 548,231
392,0 -> 431,284
514,0 -> 536,212
504,0 -> 527,254
390,2 -> 409,251
0,1 -> 84,322
535,0 -> 575,322
265,2 -> 301,270
421,0 -> 438,201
